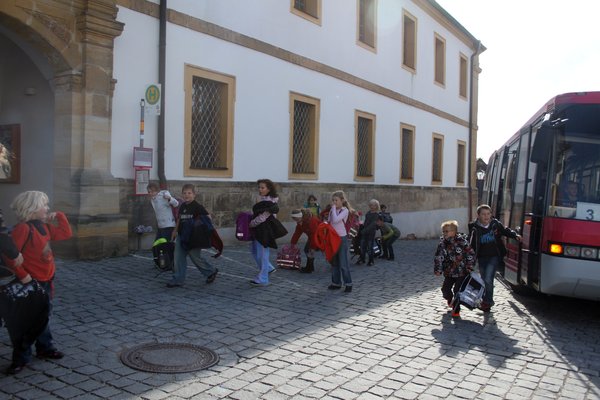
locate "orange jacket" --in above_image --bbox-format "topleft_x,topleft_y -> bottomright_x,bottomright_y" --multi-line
10,212 -> 72,282
313,222 -> 341,262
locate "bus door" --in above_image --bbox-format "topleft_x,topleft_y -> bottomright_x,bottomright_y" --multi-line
495,140 -> 519,282
511,127 -> 534,286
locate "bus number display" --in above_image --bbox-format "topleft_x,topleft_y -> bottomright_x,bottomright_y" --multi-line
575,202 -> 600,221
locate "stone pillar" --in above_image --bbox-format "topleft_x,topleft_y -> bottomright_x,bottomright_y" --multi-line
53,0 -> 127,259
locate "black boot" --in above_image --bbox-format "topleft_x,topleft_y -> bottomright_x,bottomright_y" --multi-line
300,258 -> 315,273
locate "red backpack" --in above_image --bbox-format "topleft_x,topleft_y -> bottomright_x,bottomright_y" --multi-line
344,211 -> 361,238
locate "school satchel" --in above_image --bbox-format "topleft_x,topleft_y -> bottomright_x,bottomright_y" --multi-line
276,244 -> 301,270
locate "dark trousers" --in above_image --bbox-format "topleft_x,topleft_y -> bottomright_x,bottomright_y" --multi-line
382,235 -> 399,258
441,275 -> 466,312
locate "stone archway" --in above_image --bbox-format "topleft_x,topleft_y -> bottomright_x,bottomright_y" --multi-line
0,1 -> 127,259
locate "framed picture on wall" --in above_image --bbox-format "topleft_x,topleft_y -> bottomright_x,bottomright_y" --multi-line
0,124 -> 21,184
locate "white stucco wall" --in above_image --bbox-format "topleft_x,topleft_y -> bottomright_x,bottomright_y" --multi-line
112,1 -> 474,187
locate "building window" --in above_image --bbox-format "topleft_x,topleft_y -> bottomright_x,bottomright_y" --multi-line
400,124 -> 415,183
355,110 -> 376,181
357,0 -> 376,50
184,65 -> 235,178
459,53 -> 468,99
289,93 -> 320,179
402,11 -> 417,71
432,133 -> 444,184
291,0 -> 321,25
434,34 -> 446,86
457,140 -> 466,185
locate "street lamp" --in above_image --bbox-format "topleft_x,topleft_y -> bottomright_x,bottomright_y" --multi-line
476,170 -> 485,203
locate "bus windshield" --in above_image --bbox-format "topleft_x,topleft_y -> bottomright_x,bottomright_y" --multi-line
549,122 -> 600,220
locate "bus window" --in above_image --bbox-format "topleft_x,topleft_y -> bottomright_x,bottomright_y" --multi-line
548,129 -> 600,220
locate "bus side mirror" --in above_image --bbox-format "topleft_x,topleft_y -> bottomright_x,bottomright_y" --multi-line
531,124 -> 554,164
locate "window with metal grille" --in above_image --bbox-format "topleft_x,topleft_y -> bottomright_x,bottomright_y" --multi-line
290,93 -> 320,179
432,134 -> 444,184
184,65 -> 235,178
355,112 -> 375,180
358,0 -> 376,50
400,124 -> 415,182
291,0 -> 321,23
434,34 -> 446,86
459,54 -> 468,98
403,12 -> 416,71
457,141 -> 466,185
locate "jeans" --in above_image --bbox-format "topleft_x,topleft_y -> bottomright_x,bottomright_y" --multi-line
360,234 -> 375,262
171,238 -> 216,284
331,236 -> 352,287
477,256 -> 500,306
251,240 -> 273,284
382,235 -> 399,258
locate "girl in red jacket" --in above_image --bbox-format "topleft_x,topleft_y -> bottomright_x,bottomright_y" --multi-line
10,191 -> 72,369
290,209 -> 321,273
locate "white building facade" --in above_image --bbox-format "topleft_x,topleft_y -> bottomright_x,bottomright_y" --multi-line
0,0 -> 483,258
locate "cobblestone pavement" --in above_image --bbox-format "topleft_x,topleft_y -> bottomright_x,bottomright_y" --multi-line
1,239 -> 599,399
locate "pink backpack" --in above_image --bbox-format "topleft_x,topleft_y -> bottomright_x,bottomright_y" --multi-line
235,212 -> 254,241
276,244 -> 301,270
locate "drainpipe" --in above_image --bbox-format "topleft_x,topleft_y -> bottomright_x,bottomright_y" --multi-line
468,40 -> 482,221
158,0 -> 167,188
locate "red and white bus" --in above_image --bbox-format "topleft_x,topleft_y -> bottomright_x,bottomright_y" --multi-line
483,91 -> 600,300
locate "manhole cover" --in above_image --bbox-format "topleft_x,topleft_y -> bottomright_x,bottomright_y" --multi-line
119,343 -> 219,373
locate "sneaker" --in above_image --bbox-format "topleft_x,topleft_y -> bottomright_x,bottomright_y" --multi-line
344,286 -> 353,293
36,350 -> 64,360
355,259 -> 365,265
166,282 -> 182,288
268,268 -> 276,274
5,362 -> 26,375
328,284 -> 342,290
367,261 -> 374,266
206,269 -> 218,284
250,280 -> 269,286
451,311 -> 460,318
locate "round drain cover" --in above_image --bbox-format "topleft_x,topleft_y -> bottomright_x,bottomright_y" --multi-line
120,342 -> 219,373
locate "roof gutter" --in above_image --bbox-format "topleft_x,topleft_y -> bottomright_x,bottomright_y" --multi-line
468,40 -> 483,221
158,0 -> 167,187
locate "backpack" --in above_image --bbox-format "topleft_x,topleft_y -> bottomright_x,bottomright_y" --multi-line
235,212 -> 254,241
276,244 -> 301,270
344,212 -> 361,238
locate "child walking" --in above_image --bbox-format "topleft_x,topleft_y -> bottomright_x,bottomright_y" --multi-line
249,179 -> 284,286
468,204 -> 521,312
9,191 -> 72,370
434,220 -> 475,318
167,184 -> 218,287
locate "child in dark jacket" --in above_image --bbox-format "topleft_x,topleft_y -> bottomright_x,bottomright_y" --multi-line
468,204 -> 521,312
434,220 -> 476,318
